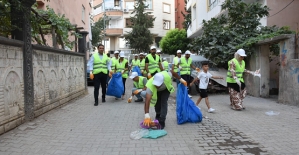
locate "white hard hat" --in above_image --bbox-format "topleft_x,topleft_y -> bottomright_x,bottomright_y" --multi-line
185,50 -> 191,55
237,49 -> 247,57
177,50 -> 182,53
150,46 -> 156,50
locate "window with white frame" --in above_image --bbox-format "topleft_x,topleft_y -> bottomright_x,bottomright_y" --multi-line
82,5 -> 85,23
125,1 -> 135,10
144,0 -> 153,9
208,0 -> 219,11
163,20 -> 170,30
163,3 -> 170,13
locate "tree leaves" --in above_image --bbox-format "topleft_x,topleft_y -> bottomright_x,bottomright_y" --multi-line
159,29 -> 189,55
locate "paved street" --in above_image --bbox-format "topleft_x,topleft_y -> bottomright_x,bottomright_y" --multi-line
0,80 -> 298,155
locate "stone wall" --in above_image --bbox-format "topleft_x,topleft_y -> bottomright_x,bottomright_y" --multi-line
0,37 -> 87,135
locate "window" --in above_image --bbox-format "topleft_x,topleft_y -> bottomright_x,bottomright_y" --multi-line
163,3 -> 170,13
208,0 -> 218,11
163,20 -> 170,30
144,0 -> 152,9
192,5 -> 196,21
114,0 -> 120,6
125,18 -> 133,28
82,5 -> 85,23
125,1 -> 135,10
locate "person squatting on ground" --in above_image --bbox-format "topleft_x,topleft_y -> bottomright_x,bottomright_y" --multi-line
226,49 -> 260,110
172,50 -> 182,86
88,44 -> 111,105
190,61 -> 224,113
127,72 -> 147,103
142,71 -> 187,129
115,52 -> 128,100
176,50 -> 200,98
145,46 -> 164,79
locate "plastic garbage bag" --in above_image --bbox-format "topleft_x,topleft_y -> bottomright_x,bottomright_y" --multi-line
130,129 -> 149,140
140,119 -> 161,130
106,73 -> 124,98
132,66 -> 142,76
143,129 -> 167,139
265,111 -> 280,116
176,84 -> 203,124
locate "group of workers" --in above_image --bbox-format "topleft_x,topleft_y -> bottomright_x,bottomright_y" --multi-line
89,44 -> 259,129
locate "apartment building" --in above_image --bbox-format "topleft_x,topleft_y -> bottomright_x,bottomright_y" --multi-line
36,0 -> 93,51
175,0 -> 187,29
93,0 -> 175,53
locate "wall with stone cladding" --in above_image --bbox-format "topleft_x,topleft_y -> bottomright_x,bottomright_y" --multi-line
0,37 -> 87,135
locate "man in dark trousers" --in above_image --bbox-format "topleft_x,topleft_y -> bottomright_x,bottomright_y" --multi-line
88,44 -> 111,106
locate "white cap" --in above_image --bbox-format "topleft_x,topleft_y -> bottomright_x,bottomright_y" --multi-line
139,52 -> 144,55
129,72 -> 138,79
145,53 -> 147,55
237,49 -> 247,57
162,58 -> 167,61
185,50 -> 191,55
134,54 -> 138,56
153,73 -> 164,86
120,52 -> 125,57
157,50 -> 161,53
177,50 -> 182,53
114,51 -> 119,54
150,46 -> 156,50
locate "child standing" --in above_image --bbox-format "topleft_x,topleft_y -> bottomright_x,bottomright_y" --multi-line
190,62 -> 223,113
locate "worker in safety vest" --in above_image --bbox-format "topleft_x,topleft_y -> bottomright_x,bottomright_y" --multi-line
131,54 -> 140,69
88,44 -> 111,105
127,72 -> 148,103
139,53 -> 147,77
162,58 -> 169,71
115,52 -> 129,100
142,70 -> 187,129
171,50 -> 182,86
109,50 -> 119,77
177,50 -> 200,98
145,46 -> 164,79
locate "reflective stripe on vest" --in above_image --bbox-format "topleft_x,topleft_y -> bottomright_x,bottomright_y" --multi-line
93,53 -> 108,74
147,54 -> 160,73
116,59 -> 128,78
163,61 -> 169,71
133,76 -> 145,89
132,59 -> 140,67
145,71 -> 175,106
180,57 -> 192,75
226,58 -> 245,83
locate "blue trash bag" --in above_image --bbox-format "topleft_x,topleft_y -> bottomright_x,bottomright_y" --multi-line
176,84 -> 202,124
106,72 -> 124,98
132,66 -> 142,76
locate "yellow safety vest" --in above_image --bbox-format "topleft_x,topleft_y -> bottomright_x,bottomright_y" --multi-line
132,59 -> 140,67
145,71 -> 174,106
133,76 -> 146,89
147,54 -> 160,74
93,53 -> 109,74
163,61 -> 169,71
111,57 -> 119,70
173,57 -> 179,72
116,59 -> 128,78
226,58 -> 245,83
180,57 -> 192,75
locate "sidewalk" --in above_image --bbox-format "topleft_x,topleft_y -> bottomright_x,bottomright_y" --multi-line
0,80 -> 298,155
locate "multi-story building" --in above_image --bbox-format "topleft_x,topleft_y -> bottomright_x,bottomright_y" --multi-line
93,0 -> 175,53
175,0 -> 187,29
36,0 -> 93,51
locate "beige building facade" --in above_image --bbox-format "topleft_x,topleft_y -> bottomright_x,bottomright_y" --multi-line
93,0 -> 175,53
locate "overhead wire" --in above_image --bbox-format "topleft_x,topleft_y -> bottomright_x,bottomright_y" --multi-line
268,0 -> 294,18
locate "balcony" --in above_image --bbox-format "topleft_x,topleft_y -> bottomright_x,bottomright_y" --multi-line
186,0 -> 193,11
93,0 -> 103,8
105,28 -> 123,36
95,7 -> 124,20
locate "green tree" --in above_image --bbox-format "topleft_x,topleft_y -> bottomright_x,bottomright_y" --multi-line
160,28 -> 189,55
124,0 -> 155,53
91,18 -> 105,46
190,0 -> 293,67
181,0 -> 191,29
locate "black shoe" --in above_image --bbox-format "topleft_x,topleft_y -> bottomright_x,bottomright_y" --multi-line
102,98 -> 106,103
134,98 -> 143,102
94,103 -> 98,106
159,121 -> 165,129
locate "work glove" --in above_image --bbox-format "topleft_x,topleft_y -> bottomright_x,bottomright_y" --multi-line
147,73 -> 152,79
179,65 -> 182,70
127,96 -> 133,103
234,77 -> 241,87
90,71 -> 94,80
121,70 -> 124,74
143,113 -> 151,127
248,69 -> 261,78
179,78 -> 187,86
196,68 -> 200,72
109,70 -> 113,77
133,89 -> 142,95
141,70 -> 144,74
